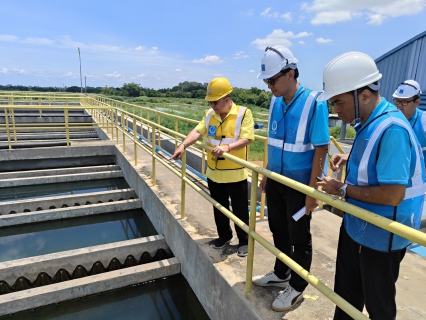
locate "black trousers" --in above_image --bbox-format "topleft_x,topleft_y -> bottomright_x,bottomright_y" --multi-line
207,178 -> 249,245
334,225 -> 406,320
265,178 -> 312,292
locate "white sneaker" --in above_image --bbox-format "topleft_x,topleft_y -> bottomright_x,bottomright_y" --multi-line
272,285 -> 303,312
252,271 -> 290,288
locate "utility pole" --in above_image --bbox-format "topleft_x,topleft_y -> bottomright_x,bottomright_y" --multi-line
84,76 -> 87,94
78,47 -> 83,94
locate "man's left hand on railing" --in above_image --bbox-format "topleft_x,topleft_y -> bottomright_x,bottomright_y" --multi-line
211,145 -> 230,157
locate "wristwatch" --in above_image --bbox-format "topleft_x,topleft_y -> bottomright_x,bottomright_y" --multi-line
181,142 -> 187,149
338,183 -> 348,198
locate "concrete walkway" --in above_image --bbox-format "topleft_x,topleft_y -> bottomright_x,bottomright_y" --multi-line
87,132 -> 426,320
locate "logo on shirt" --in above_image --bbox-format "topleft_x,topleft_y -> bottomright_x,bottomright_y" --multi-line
261,64 -> 266,71
208,125 -> 217,136
271,120 -> 277,134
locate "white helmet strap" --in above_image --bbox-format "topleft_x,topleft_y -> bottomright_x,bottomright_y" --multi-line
351,90 -> 361,125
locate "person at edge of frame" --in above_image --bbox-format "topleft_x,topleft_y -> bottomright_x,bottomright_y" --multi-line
251,45 -> 330,312
170,77 -> 254,258
316,51 -> 425,320
392,80 -> 426,161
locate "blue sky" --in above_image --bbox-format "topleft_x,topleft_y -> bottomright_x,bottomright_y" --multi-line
1,0 -> 425,91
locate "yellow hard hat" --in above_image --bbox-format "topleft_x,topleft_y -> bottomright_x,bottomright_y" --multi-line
205,77 -> 233,101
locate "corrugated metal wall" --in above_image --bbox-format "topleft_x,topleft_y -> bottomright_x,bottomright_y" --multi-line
375,31 -> 426,106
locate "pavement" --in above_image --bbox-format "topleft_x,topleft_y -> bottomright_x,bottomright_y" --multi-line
91,133 -> 426,320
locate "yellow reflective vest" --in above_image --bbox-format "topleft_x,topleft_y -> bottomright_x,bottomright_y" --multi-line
205,105 -> 248,170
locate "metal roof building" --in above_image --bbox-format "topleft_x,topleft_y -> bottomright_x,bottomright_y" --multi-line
375,30 -> 426,109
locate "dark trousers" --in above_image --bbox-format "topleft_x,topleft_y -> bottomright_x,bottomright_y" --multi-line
265,178 -> 312,292
334,225 -> 406,320
207,178 -> 249,245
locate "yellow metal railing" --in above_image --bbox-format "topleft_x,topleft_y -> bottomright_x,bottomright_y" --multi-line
90,101 -> 426,319
3,93 -> 426,319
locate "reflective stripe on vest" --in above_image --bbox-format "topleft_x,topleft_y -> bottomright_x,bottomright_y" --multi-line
357,116 -> 425,200
267,91 -> 318,152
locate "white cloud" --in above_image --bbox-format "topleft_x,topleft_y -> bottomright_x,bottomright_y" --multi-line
311,11 -> 353,25
213,73 -> 223,77
193,55 -> 223,65
13,68 -> 25,74
136,74 -> 145,78
249,70 -> 255,73
303,0 -> 426,25
25,37 -> 54,45
299,41 -> 306,45
261,7 -> 292,22
316,37 -> 333,43
151,46 -> 158,50
251,29 -> 313,49
241,10 -> 253,16
0,68 -> 8,74
175,69 -> 182,72
234,51 -> 249,59
0,34 -> 18,42
63,72 -> 73,77
367,13 -> 386,25
106,71 -> 121,77
135,46 -> 145,51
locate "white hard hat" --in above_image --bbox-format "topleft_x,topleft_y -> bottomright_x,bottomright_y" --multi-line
317,51 -> 382,102
392,80 -> 422,98
257,46 -> 298,80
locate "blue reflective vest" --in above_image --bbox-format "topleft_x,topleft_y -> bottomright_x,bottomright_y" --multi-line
267,87 -> 329,184
344,100 -> 425,251
410,108 -> 426,161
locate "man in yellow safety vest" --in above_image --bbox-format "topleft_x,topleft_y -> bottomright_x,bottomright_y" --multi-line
171,77 -> 254,257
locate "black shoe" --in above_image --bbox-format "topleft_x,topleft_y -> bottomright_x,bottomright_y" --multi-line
212,236 -> 235,249
237,244 -> 248,257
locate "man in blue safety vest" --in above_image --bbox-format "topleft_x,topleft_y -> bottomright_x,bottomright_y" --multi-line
393,80 -> 426,161
317,52 -> 425,320
251,46 -> 330,312
170,77 -> 254,257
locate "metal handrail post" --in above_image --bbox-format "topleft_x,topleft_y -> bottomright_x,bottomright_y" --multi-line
260,139 -> 268,220
133,107 -> 137,166
11,108 -> 17,143
201,137 -> 206,176
181,151 -> 187,219
115,109 -> 118,145
65,108 -> 70,147
4,108 -> 11,149
245,171 -> 258,293
174,118 -> 178,149
157,114 -> 161,148
152,124 -> 156,186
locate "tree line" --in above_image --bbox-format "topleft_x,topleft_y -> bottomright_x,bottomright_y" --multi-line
0,81 -> 273,109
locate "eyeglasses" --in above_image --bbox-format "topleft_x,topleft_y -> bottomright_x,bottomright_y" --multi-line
393,98 -> 417,107
263,73 -> 285,86
208,96 -> 227,106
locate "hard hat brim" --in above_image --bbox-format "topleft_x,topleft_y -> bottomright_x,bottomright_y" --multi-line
316,92 -> 332,102
257,71 -> 280,80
